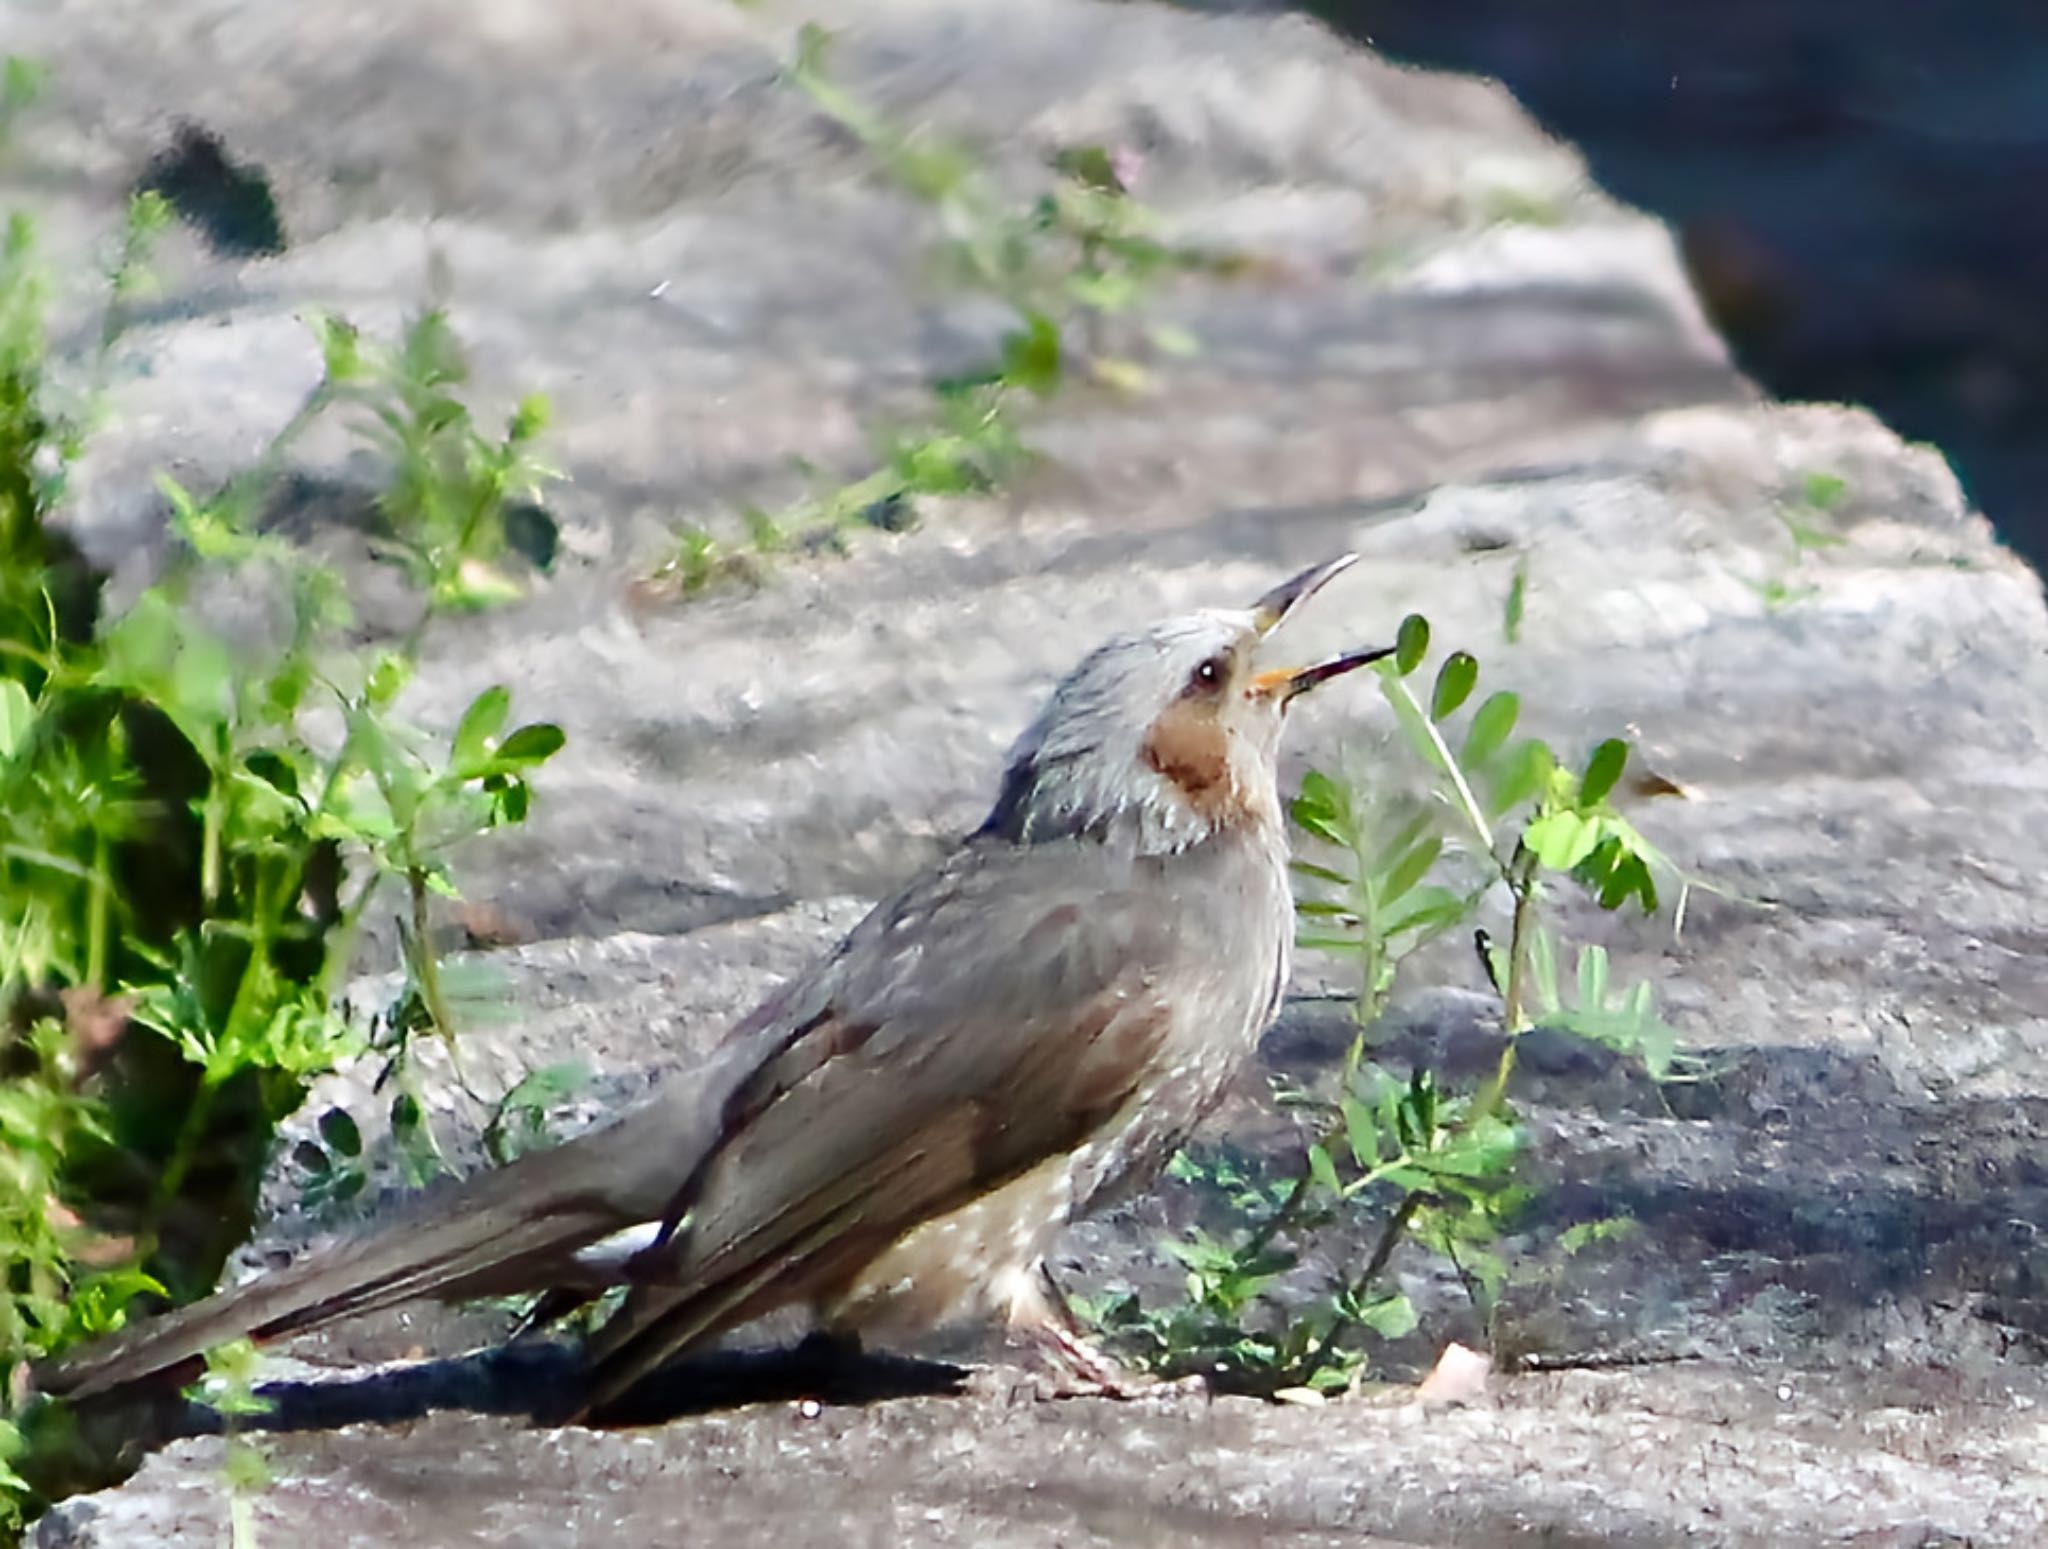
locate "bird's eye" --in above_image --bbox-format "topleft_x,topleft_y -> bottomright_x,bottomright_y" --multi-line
1189,654 -> 1228,694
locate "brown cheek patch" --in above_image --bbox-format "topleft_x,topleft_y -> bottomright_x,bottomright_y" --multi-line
1142,700 -> 1242,823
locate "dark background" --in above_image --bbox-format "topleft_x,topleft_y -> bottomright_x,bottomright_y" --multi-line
1313,0 -> 2048,575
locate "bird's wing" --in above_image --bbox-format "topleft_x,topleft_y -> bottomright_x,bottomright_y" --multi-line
580,836 -> 1193,1406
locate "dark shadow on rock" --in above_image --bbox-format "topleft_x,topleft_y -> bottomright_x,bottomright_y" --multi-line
136,122 -> 287,257
1221,991 -> 2048,1365
171,1335 -> 970,1438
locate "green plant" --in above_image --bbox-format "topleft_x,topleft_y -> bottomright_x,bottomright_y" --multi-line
1747,468 -> 1849,612
185,1340 -> 274,1549
652,25 -> 1221,594
0,137 -> 564,1529
1091,614 -> 1693,1393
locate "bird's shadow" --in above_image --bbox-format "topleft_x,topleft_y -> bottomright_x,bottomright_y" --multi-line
138,1336 -> 969,1444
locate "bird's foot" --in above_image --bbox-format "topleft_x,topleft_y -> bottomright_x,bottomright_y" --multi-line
971,1313 -> 1196,1403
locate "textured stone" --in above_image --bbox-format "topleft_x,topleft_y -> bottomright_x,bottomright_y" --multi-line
11,0 -> 2048,1543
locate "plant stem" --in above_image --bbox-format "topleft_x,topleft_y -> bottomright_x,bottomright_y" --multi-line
1296,1191 -> 1424,1382
84,830 -> 109,989
406,864 -> 470,1094
1474,847 -> 1539,1123
1385,676 -> 1493,855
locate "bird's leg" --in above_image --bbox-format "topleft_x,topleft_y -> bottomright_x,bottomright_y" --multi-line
985,1264 -> 1153,1400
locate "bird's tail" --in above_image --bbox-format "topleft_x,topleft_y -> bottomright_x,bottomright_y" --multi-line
35,1146 -> 637,1400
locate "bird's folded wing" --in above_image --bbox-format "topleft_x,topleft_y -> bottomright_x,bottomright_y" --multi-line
580,838 -> 1185,1403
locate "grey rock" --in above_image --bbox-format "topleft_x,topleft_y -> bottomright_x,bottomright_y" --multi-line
12,0 -> 2048,1544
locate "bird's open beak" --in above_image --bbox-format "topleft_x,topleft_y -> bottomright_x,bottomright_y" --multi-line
1249,644 -> 1397,704
1251,554 -> 1359,636
1248,554 -> 1389,702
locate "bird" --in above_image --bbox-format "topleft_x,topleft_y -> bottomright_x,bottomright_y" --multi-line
38,555 -> 1391,1417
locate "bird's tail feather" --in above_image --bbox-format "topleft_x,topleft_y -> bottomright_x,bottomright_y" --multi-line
36,1155 -> 631,1400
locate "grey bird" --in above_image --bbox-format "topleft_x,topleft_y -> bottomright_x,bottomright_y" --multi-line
39,556 -> 1390,1416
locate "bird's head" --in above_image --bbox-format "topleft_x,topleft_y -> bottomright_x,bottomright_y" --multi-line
981,555 -> 1391,853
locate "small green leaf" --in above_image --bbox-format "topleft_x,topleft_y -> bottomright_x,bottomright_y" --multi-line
1289,799 -> 1345,848
1342,1095 -> 1379,1168
1429,652 -> 1478,721
306,311 -> 362,383
1579,738 -> 1629,808
1289,859 -> 1351,887
365,652 -> 411,709
1503,557 -> 1527,644
1393,613 -> 1430,676
1296,933 -> 1366,956
1575,945 -> 1610,1012
490,777 -> 531,825
508,392 -> 551,443
1380,834 -> 1442,904
1486,739 -> 1555,819
1525,811 -> 1595,871
1053,144 -> 1125,193
1460,691 -> 1519,769
1366,809 -> 1433,876
451,685 -> 512,772
492,723 -> 565,768
0,679 -> 32,759
1000,313 -> 1064,397
318,1107 -> 363,1158
1528,927 -> 1561,1014
1801,471 -> 1848,511
1378,883 -> 1467,938
1357,1292 -> 1419,1339
1308,1143 -> 1341,1196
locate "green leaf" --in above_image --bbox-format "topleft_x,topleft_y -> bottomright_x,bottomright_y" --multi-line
1289,799 -> 1345,848
1367,808 -> 1434,876
365,652 -> 412,708
1296,933 -> 1365,956
1801,471 -> 1847,511
489,775 -> 531,825
1460,691 -> 1519,769
508,392 -> 551,444
1342,1095 -> 1379,1168
1575,944 -> 1609,1012
1579,737 -> 1629,808
1296,767 -> 1344,813
1356,1292 -> 1418,1339
1528,927 -> 1560,1014
1377,883 -> 1467,938
1485,738 -> 1554,819
318,1106 -> 364,1158
1524,810 -> 1599,871
1308,1143 -> 1341,1195
1380,834 -> 1442,905
306,311 -> 362,383
1429,652 -> 1478,721
1393,613 -> 1430,677
1503,557 -> 1527,644
1000,313 -> 1064,397
0,678 -> 31,759
451,685 -> 512,773
1429,1117 -> 1522,1177
168,625 -> 235,727
492,722 -> 565,768
1289,859 -> 1351,887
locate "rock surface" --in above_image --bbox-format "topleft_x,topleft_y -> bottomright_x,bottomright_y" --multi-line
8,0 -> 2048,1544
